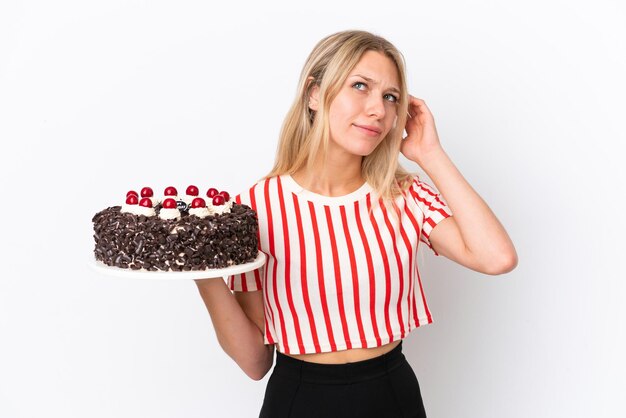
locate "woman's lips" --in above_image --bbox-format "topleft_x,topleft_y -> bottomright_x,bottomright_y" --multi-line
353,124 -> 382,136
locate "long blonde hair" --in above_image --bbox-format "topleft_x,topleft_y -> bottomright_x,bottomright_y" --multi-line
264,30 -> 415,202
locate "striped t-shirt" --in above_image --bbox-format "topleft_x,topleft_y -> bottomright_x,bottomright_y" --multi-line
227,174 -> 452,355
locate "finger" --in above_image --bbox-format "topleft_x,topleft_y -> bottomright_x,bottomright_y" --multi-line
408,98 -> 421,116
408,97 -> 425,114
408,105 -> 424,120
411,100 -> 432,119
409,95 -> 426,105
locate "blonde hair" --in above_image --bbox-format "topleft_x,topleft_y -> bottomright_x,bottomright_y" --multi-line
263,30 -> 415,202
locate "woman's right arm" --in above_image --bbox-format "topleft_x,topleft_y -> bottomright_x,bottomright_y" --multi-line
194,278 -> 274,381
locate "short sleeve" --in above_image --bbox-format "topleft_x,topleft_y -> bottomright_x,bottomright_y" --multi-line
227,188 -> 265,292
408,176 -> 453,256
227,263 -> 265,292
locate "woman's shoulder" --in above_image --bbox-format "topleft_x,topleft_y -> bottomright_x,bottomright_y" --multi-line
394,171 -> 440,194
379,172 -> 443,208
396,172 -> 419,190
233,175 -> 279,205
375,172 -> 420,200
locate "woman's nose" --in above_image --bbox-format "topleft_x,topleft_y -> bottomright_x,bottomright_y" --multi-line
365,95 -> 385,119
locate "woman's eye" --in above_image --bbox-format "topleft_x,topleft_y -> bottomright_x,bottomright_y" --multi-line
384,93 -> 399,103
352,81 -> 397,103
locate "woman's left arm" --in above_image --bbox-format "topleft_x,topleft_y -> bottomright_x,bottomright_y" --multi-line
401,96 -> 518,275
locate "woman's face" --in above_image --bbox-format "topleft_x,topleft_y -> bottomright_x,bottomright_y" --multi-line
321,50 -> 401,159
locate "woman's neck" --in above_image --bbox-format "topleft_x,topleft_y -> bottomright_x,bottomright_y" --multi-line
291,156 -> 365,197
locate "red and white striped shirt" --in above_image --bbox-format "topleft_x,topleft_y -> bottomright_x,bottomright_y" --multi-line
227,174 -> 452,355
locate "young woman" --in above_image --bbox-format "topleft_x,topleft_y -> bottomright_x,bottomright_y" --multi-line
195,30 -> 517,418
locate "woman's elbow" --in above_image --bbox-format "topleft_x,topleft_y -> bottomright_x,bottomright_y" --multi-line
485,251 -> 518,275
241,345 -> 275,381
246,361 -> 272,381
246,369 -> 269,382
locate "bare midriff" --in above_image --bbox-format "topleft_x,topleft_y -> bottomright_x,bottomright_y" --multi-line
282,340 -> 401,364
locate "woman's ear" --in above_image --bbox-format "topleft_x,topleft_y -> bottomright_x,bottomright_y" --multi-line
307,78 -> 320,112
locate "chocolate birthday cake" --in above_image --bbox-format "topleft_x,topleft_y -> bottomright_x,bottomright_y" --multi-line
92,185 -> 259,271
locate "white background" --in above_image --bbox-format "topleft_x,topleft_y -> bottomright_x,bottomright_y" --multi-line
1,1 -> 625,417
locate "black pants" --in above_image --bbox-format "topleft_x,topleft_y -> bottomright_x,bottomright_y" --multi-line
259,341 -> 427,418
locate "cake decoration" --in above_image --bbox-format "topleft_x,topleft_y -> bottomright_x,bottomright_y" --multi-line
189,197 -> 210,218
126,195 -> 139,204
159,198 -> 181,220
212,195 -> 225,205
135,197 -> 156,217
219,191 -> 230,201
140,187 -> 154,198
121,194 -> 140,215
206,187 -> 219,198
183,185 -> 200,205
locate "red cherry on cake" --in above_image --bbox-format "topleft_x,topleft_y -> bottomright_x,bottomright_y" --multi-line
126,194 -> 139,205
140,187 -> 154,198
212,195 -> 225,206
191,197 -> 206,208
219,191 -> 230,202
186,185 -> 199,196
206,187 -> 219,198
164,186 -> 178,196
162,198 -> 177,209
126,190 -> 139,198
139,197 -> 153,208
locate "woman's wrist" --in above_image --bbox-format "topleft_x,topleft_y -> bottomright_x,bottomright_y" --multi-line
195,277 -> 227,290
411,146 -> 449,174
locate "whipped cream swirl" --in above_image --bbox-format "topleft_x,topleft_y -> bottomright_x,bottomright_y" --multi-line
208,200 -> 234,215
159,207 -> 181,220
159,195 -> 179,206
121,204 -> 156,217
189,207 -> 211,218
182,194 -> 200,205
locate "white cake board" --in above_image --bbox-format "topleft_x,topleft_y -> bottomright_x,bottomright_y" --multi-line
90,251 -> 266,281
